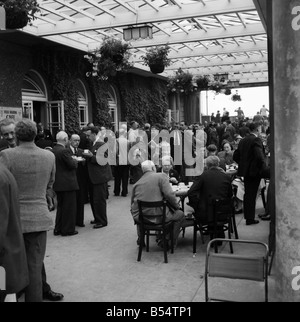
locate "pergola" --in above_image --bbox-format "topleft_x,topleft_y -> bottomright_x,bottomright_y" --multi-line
23,0 -> 268,86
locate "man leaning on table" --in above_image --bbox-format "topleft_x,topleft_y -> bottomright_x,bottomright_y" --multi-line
131,161 -> 185,248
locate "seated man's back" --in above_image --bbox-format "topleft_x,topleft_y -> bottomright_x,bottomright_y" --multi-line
188,156 -> 233,223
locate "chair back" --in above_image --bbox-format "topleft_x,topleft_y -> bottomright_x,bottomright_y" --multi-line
138,200 -> 167,226
205,239 -> 269,302
212,198 -> 234,224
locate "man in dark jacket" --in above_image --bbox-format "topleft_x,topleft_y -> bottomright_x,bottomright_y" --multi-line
0,163 -> 29,302
188,156 -> 233,224
85,127 -> 113,229
233,122 -> 266,225
52,131 -> 79,236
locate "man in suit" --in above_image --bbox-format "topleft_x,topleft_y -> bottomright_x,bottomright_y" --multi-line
0,120 -> 63,302
188,156 -> 233,224
69,134 -> 88,227
131,161 -> 185,247
233,122 -> 267,225
0,120 -> 56,302
85,126 -> 113,229
52,131 -> 79,236
0,163 -> 29,303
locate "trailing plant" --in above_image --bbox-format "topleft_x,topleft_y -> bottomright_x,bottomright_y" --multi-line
85,37 -> 132,80
0,0 -> 40,29
142,45 -> 171,74
167,68 -> 197,95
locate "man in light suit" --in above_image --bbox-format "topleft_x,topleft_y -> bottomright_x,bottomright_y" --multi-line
0,163 -> 29,303
0,120 -> 56,302
131,161 -> 185,247
52,131 -> 79,236
85,127 -> 113,229
233,122 -> 267,225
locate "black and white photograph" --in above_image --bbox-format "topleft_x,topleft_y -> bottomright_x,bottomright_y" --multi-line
0,0 -> 299,307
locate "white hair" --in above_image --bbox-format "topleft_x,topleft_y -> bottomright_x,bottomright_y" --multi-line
141,160 -> 156,173
56,131 -> 68,142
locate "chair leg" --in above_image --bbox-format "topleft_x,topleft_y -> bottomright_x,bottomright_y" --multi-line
163,233 -> 168,263
198,223 -> 205,244
170,226 -> 174,254
228,222 -> 234,254
146,232 -> 150,252
232,215 -> 239,239
137,230 -> 144,262
182,227 -> 186,238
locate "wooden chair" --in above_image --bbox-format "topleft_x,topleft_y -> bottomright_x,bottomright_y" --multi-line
137,200 -> 174,263
205,239 -> 269,302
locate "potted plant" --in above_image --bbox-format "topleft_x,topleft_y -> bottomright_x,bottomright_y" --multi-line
232,90 -> 242,101
84,37 -> 132,80
167,68 -> 196,94
195,75 -> 211,91
142,45 -> 171,74
225,88 -> 232,96
0,0 -> 40,29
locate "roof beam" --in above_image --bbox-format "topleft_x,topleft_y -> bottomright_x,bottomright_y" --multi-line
166,62 -> 268,75
166,54 -> 268,70
31,0 -> 256,36
84,0 -> 116,17
128,23 -> 265,48
54,0 -> 96,20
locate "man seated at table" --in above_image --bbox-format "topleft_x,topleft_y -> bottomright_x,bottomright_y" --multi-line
187,156 -> 233,241
131,161 -> 185,248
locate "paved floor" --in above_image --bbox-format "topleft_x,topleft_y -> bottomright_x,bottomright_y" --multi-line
44,182 -> 275,302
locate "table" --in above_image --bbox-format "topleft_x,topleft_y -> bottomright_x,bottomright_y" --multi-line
171,185 -> 191,213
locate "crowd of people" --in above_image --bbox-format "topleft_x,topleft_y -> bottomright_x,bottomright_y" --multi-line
0,108 -> 270,302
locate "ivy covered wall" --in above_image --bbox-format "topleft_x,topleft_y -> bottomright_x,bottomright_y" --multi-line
116,74 -> 168,126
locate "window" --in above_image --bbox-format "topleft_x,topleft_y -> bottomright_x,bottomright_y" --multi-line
76,80 -> 89,128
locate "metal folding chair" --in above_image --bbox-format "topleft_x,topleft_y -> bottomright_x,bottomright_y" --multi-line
205,239 -> 269,302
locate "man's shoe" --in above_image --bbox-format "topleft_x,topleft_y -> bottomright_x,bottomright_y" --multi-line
258,213 -> 268,219
43,290 -> 64,302
61,231 -> 79,236
235,209 -> 243,214
53,230 -> 61,236
93,224 -> 107,229
90,220 -> 96,225
261,215 -> 271,221
76,224 -> 85,228
246,220 -> 260,226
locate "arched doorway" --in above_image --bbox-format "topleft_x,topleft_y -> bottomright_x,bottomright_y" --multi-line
22,70 -> 48,125
108,86 -> 118,132
76,79 -> 89,128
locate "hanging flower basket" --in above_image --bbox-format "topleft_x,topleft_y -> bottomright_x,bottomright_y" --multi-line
149,63 -> 165,74
0,0 -> 40,29
232,91 -> 242,101
142,45 -> 171,74
195,75 -> 211,91
84,37 -> 132,80
167,68 -> 197,95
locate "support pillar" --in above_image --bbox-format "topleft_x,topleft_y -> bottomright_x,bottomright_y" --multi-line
273,0 -> 300,301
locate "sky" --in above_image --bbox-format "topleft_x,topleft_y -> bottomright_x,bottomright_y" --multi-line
200,86 -> 270,118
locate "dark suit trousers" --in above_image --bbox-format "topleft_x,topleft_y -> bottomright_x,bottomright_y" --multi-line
23,232 -> 47,302
55,191 -> 77,234
90,183 -> 108,226
244,176 -> 261,221
114,165 -> 129,196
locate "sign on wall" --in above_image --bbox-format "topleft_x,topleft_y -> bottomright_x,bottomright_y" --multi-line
0,107 -> 23,121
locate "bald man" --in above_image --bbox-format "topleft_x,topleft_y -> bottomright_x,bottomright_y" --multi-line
69,134 -> 88,227
52,132 -> 79,236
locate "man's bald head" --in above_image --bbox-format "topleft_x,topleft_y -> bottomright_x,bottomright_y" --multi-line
70,134 -> 80,149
